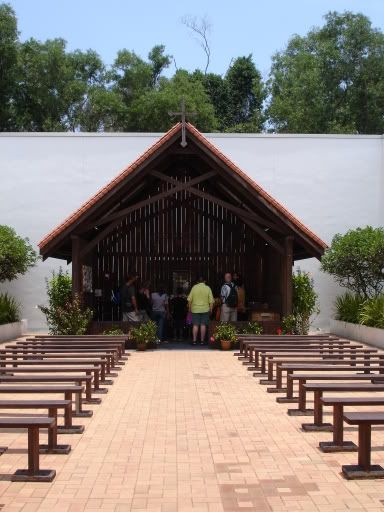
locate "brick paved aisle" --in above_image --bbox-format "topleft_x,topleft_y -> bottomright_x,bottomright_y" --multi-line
1,349 -> 384,512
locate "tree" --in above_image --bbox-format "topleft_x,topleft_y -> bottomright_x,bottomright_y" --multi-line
321,226 -> 384,298
182,15 -> 211,74
14,38 -> 105,131
126,70 -> 218,132
224,56 -> 265,131
0,3 -> 18,130
0,225 -> 38,282
268,11 -> 384,134
292,270 -> 319,334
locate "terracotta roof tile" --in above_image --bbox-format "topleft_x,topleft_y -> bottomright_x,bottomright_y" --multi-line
39,122 -> 327,253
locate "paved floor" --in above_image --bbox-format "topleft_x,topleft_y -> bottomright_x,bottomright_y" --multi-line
1,348 -> 384,511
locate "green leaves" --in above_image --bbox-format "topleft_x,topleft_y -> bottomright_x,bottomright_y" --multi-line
321,226 -> 384,298
0,292 -> 20,325
38,269 -> 93,334
268,11 -> 384,134
334,292 -> 364,323
0,225 -> 38,282
292,270 -> 319,334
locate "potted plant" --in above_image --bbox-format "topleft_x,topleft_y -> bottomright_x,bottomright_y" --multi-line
241,321 -> 263,335
130,320 -> 157,351
213,322 -> 238,351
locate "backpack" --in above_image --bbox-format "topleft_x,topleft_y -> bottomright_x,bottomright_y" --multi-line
225,283 -> 238,308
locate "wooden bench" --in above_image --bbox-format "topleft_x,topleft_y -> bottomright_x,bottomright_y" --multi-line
318,397 -> 384,453
255,349 -> 378,376
237,334 -> 338,355
239,337 -> 346,359
0,385 -> 89,417
3,347 -> 122,373
268,362 -> 384,396
287,381 -> 384,418
0,417 -> 56,481
1,351 -> 118,379
342,412 -> 384,479
0,358 -> 109,386
0,363 -> 105,395
24,338 -> 127,358
0,374 -> 99,405
241,340 -> 349,361
0,399 -> 72,454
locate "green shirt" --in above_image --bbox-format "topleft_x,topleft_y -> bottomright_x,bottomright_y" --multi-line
187,283 -> 214,313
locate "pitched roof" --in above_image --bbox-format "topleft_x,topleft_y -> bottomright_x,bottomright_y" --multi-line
38,122 -> 327,254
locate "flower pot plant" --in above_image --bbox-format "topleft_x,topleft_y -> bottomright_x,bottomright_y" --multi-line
213,323 -> 238,351
130,320 -> 157,351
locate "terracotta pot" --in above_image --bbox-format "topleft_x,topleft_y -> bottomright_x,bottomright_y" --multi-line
220,339 -> 232,351
136,342 -> 147,351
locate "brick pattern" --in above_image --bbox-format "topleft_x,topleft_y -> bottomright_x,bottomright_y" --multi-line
0,349 -> 384,510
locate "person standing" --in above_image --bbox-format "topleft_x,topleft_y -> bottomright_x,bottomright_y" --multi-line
151,284 -> 169,342
170,287 -> 188,341
121,274 -> 140,322
220,272 -> 238,322
187,276 -> 214,346
137,280 -> 152,322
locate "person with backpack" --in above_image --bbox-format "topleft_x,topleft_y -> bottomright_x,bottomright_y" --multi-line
220,272 -> 238,321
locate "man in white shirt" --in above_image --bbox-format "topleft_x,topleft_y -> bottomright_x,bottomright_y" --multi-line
220,272 -> 238,322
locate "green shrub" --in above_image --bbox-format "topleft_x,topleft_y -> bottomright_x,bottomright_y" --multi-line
241,321 -> 263,335
292,269 -> 319,334
359,296 -> 384,329
281,314 -> 296,334
0,293 -> 20,325
130,320 -> 157,345
39,269 -> 93,334
213,322 -> 238,343
103,327 -> 125,335
334,293 -> 364,324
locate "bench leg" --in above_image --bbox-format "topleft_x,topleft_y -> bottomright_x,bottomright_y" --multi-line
276,374 -> 299,403
342,424 -> 384,479
82,373 -> 103,404
267,368 -> 288,393
288,380 -> 313,416
302,391 -> 332,431
320,405 -> 357,452
40,408 -> 71,454
12,426 -> 56,482
68,391 -> 93,418
57,404 -> 84,434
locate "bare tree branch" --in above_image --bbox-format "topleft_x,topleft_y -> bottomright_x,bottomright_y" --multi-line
181,15 -> 212,74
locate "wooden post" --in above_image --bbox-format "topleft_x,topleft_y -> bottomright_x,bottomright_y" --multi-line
71,235 -> 82,297
281,236 -> 293,316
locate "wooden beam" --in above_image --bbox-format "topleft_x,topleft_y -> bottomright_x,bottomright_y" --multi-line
281,236 -> 294,316
79,170 -> 217,258
152,170 -> 284,253
71,235 -> 82,297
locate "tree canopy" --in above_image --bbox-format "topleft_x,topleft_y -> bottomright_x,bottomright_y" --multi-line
0,225 -> 38,282
1,5 -> 384,134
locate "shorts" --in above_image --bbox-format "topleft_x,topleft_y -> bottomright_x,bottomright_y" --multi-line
191,312 -> 210,326
122,311 -> 140,322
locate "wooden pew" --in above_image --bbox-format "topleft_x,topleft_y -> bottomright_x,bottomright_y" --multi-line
25,338 -> 127,357
318,397 -> 384,453
241,339 -> 349,361
3,347 -> 122,372
243,343 -> 360,371
1,350 -> 117,379
0,363 -> 105,394
287,381 -> 384,418
0,399 -> 72,454
268,361 -> 384,394
0,358 -> 109,385
0,385 -> 88,417
0,417 -> 57,481
342,412 -> 384,479
237,334 -> 338,355
0,374 -> 98,405
255,349 -> 378,376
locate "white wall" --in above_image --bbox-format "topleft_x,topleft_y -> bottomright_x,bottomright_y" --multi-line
0,132 -> 382,330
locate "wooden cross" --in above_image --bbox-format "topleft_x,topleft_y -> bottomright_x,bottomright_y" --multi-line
168,98 -> 197,147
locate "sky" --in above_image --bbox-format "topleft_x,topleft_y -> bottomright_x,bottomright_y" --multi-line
7,0 -> 384,79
